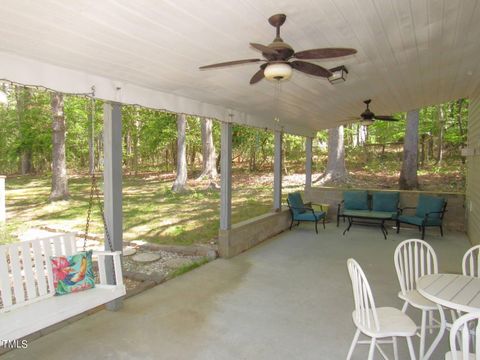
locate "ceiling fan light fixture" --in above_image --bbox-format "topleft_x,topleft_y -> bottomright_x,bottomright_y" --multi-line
361,119 -> 374,126
328,65 -> 348,84
264,62 -> 293,81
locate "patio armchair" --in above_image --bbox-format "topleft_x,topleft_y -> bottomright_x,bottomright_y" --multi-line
286,192 -> 326,234
396,194 -> 447,239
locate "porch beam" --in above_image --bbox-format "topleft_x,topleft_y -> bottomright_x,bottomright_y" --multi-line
305,137 -> 313,189
103,102 -> 123,310
220,122 -> 232,230
273,130 -> 283,211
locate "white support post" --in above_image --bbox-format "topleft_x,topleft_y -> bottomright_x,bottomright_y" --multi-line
220,122 -> 232,231
0,176 -> 5,223
273,130 -> 283,212
305,137 -> 313,189
103,102 -> 123,310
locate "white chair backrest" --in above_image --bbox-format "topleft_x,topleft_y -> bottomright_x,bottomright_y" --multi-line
347,258 -> 380,332
0,233 -> 77,313
449,311 -> 480,360
462,245 -> 480,277
394,239 -> 438,295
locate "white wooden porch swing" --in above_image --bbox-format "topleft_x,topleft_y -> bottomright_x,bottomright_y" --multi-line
0,95 -> 125,342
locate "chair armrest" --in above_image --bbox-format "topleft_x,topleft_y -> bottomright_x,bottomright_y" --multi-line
337,200 -> 345,213
398,206 -> 416,215
424,210 -> 447,221
93,251 -> 123,286
289,206 -> 315,213
92,250 -> 122,256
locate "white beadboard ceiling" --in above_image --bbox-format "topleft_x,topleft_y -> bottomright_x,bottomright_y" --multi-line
0,0 -> 480,134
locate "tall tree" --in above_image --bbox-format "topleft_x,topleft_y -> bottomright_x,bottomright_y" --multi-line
196,117 -> 217,180
399,109 -> 419,190
436,105 -> 445,166
50,92 -> 69,201
88,99 -> 95,175
315,125 -> 347,184
15,87 -> 33,175
172,113 -> 188,192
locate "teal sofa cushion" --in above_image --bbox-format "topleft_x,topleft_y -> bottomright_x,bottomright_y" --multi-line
288,192 -> 306,216
344,191 -> 369,210
415,195 -> 445,219
372,192 -> 400,213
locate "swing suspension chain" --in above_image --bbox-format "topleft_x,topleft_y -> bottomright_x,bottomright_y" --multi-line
83,172 -> 115,254
82,90 -> 115,257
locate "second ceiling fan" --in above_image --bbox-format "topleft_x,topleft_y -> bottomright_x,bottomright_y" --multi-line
354,99 -> 399,125
199,14 -> 357,84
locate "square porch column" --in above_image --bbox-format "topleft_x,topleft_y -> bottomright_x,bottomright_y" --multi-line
218,122 -> 232,257
273,130 -> 283,211
220,122 -> 232,231
305,136 -> 313,189
103,102 -> 123,310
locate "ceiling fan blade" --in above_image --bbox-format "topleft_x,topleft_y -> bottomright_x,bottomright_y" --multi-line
250,68 -> 265,84
199,59 -> 262,70
294,47 -> 357,60
250,43 -> 279,55
290,61 -> 333,77
374,115 -> 399,121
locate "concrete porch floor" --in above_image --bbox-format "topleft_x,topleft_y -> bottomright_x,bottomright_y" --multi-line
4,223 -> 471,359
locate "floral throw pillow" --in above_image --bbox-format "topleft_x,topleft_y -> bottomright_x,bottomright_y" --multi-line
51,250 -> 95,295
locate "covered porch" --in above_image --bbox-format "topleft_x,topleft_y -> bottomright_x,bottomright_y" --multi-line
0,0 -> 480,357
3,226 -> 470,359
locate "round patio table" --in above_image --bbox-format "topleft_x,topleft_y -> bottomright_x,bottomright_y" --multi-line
416,273 -> 480,359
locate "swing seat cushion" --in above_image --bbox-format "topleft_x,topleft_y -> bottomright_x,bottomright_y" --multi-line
51,250 -> 95,295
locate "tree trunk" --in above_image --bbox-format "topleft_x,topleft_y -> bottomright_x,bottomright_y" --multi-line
133,113 -> 140,175
315,125 -> 347,184
172,113 -> 188,192
196,118 -> 218,181
88,100 -> 95,175
49,92 -> 69,201
15,87 -> 33,175
436,105 -> 445,166
399,109 -> 419,190
358,124 -> 367,146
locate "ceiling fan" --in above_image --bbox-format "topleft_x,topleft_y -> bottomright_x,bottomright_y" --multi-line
354,99 -> 399,125
199,14 -> 357,84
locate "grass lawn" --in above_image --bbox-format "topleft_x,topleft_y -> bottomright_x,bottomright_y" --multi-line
2,173 -> 301,246
1,157 -> 464,246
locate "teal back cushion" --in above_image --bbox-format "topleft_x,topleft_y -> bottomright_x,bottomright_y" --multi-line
372,192 -> 399,212
344,191 -> 369,210
288,192 -> 305,215
415,194 -> 445,219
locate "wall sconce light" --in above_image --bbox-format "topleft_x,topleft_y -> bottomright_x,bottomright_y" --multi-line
328,65 -> 348,84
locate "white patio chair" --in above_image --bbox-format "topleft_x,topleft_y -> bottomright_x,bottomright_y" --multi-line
446,311 -> 480,360
449,245 -> 480,338
394,239 -> 439,359
463,245 -> 480,277
346,258 -> 417,360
